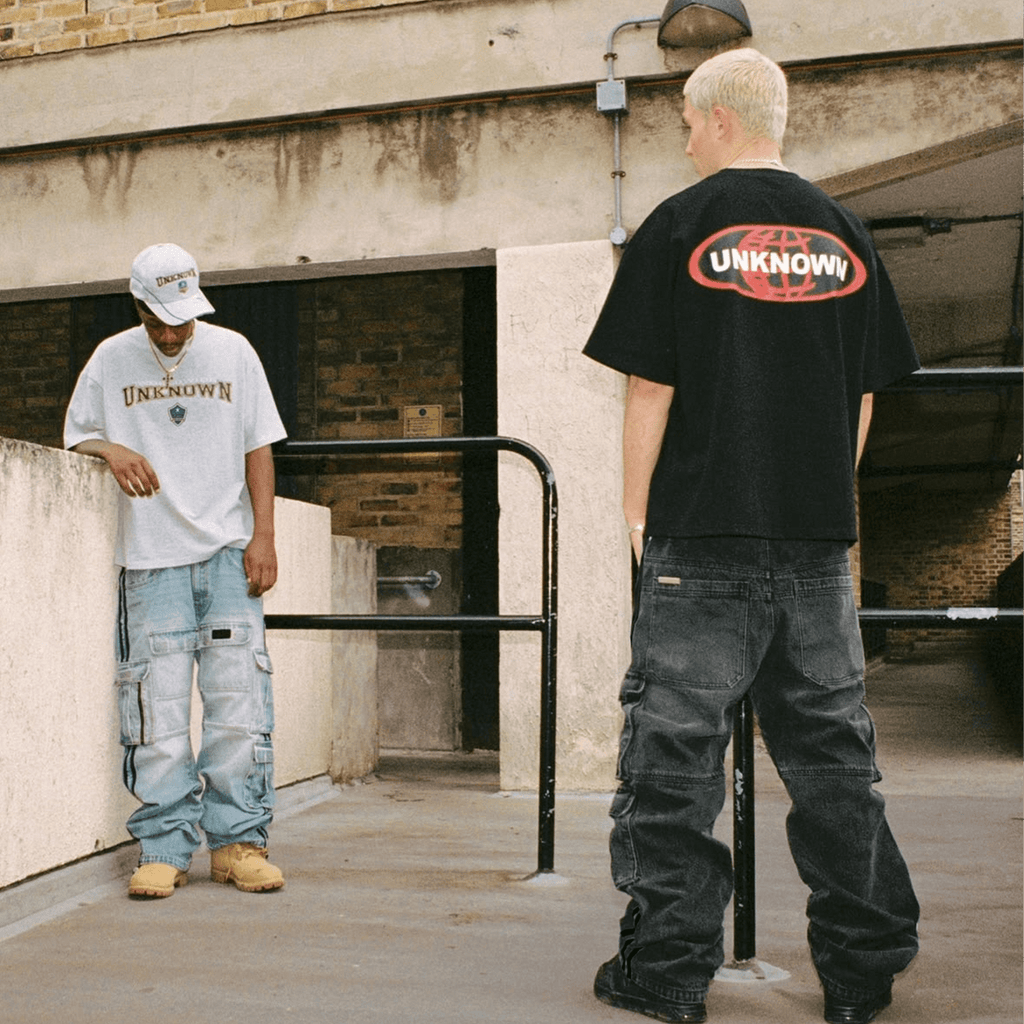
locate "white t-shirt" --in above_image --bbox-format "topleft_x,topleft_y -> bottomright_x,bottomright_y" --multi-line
64,321 -> 287,569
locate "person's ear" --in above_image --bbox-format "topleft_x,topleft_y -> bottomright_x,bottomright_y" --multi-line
710,106 -> 728,137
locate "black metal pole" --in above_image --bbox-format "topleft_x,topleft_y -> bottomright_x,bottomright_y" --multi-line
732,693 -> 757,962
536,455 -> 559,873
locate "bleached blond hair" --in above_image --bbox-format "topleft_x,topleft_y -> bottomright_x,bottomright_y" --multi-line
683,48 -> 788,146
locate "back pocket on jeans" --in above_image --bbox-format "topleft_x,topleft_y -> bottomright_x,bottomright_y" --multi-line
642,580 -> 749,689
794,577 -> 865,685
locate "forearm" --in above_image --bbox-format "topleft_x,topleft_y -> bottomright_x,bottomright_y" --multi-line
622,375 -> 675,529
857,393 -> 874,469
243,446 -> 278,596
71,439 -> 113,457
245,445 -> 277,538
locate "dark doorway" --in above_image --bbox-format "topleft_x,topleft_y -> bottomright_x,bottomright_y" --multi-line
206,282 -> 300,440
206,282 -> 301,499
460,266 -> 499,750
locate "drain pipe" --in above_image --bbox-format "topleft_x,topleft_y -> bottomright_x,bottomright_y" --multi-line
598,17 -> 661,245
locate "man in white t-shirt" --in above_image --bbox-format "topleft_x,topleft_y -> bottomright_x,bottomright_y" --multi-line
65,243 -> 288,898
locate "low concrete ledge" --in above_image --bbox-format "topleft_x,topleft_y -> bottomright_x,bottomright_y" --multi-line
0,437 -> 378,891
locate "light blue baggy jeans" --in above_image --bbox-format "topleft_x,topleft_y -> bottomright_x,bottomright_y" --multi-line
114,547 -> 276,870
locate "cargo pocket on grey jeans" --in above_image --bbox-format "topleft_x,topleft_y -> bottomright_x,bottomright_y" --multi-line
609,786 -> 641,890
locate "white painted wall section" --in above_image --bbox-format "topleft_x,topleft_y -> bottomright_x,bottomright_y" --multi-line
496,240 -> 630,792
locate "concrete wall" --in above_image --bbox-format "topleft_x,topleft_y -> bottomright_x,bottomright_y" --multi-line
4,0 -> 1020,151
261,485 -> 335,787
496,240 -> 627,792
0,436 -> 377,890
376,546 -> 461,751
0,438 -> 128,887
330,534 -> 379,781
2,6 -> 1020,293
8,0 -> 1006,65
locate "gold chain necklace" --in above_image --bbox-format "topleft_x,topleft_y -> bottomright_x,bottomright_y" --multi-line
147,326 -> 194,387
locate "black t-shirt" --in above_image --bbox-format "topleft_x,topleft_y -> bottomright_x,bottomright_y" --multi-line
583,169 -> 920,542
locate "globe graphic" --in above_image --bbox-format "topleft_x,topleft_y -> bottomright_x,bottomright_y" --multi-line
735,227 -> 819,301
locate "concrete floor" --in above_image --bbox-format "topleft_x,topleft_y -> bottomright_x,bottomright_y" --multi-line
0,642 -> 1020,1024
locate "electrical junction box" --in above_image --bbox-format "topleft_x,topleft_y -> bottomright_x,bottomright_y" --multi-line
596,79 -> 628,113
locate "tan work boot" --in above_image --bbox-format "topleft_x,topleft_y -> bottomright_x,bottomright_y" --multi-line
210,842 -> 284,892
128,863 -> 188,898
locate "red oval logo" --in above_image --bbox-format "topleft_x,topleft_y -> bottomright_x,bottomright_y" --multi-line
689,224 -> 868,302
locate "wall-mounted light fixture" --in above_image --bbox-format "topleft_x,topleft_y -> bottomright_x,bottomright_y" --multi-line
657,0 -> 752,49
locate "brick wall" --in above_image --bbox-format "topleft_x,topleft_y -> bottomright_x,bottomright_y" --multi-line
862,484 -> 1022,608
296,270 -> 467,549
0,300 -> 73,448
0,0 -> 422,60
861,478 -> 1024,645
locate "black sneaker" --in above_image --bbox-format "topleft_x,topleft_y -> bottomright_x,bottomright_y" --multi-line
593,958 -> 708,1023
823,985 -> 892,1024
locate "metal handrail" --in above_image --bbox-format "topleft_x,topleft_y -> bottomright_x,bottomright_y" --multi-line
857,607 -> 1023,628
377,570 -> 443,590
267,435 -> 559,875
887,365 -> 1023,390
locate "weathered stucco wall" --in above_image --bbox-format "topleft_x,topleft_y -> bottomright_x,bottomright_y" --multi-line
0,436 -> 377,889
496,240 -> 626,792
1,45 -> 1019,295
0,438 -> 129,885
3,0 -> 1020,149
260,497 -> 335,786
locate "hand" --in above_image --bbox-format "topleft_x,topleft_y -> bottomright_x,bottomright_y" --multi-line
101,443 -> 161,498
630,529 -> 645,565
244,533 -> 278,597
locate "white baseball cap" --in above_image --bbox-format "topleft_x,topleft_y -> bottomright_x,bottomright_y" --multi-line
130,243 -> 215,325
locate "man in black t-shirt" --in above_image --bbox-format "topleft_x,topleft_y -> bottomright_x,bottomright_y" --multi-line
584,50 -> 920,1024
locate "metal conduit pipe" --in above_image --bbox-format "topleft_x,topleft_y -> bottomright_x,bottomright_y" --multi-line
598,17 -> 661,246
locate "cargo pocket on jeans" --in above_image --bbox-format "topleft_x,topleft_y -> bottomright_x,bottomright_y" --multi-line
254,650 -> 275,733
609,786 -> 640,889
115,661 -> 151,746
245,738 -> 275,811
616,672 -> 646,780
